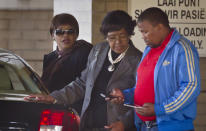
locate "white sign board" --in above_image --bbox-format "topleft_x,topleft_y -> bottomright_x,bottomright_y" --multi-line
128,0 -> 206,57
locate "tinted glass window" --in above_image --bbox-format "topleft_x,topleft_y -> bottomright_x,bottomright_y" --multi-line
0,52 -> 48,97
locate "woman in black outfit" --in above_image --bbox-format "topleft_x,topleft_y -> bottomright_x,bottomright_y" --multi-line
41,13 -> 92,114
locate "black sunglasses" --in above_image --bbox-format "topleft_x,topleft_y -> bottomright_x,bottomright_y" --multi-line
54,29 -> 75,36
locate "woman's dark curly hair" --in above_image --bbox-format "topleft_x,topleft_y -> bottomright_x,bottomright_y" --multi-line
100,10 -> 136,37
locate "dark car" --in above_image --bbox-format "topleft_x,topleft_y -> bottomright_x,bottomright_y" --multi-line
0,49 -> 79,131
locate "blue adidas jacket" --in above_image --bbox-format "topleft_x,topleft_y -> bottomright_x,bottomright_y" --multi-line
123,29 -> 201,131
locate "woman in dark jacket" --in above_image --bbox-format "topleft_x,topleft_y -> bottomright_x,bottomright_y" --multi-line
41,13 -> 92,114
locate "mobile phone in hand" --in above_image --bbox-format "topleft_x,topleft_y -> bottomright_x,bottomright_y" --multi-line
123,104 -> 142,109
100,93 -> 118,99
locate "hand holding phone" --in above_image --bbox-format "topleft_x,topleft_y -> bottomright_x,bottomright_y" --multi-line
123,104 -> 143,109
100,93 -> 118,99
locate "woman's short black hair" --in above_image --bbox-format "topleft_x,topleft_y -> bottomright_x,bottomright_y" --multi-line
137,7 -> 170,28
50,13 -> 79,36
100,10 -> 136,37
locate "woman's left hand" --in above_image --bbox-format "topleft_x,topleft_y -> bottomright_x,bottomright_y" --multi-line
105,88 -> 124,104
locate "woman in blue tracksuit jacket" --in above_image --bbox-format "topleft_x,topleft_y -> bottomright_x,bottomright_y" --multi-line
124,28 -> 201,131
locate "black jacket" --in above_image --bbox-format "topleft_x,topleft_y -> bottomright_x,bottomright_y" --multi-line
41,39 -> 92,114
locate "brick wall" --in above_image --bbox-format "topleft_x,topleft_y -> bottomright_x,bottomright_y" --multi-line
0,10 -> 53,75
92,0 -> 128,44
194,58 -> 206,131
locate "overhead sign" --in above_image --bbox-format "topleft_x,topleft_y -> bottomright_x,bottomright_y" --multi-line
128,0 -> 206,57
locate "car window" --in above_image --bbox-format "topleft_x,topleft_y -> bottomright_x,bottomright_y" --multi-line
0,64 -> 11,90
0,52 -> 48,96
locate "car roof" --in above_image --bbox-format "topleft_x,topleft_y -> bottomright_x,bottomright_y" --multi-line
0,48 -> 34,71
